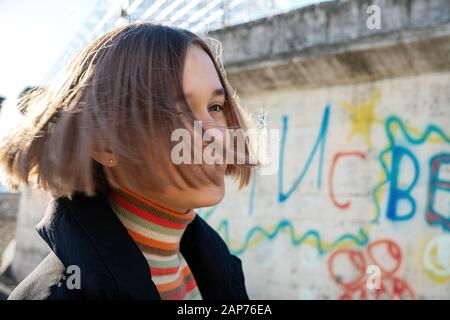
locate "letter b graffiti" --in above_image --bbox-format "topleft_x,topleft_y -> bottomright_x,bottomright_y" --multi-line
386,146 -> 419,221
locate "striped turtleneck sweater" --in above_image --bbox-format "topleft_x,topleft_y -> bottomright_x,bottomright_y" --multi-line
107,187 -> 203,300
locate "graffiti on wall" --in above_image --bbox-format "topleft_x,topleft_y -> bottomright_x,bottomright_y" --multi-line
198,86 -> 450,299
328,239 -> 415,300
422,235 -> 450,283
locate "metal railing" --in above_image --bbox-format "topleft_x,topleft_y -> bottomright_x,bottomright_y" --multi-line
45,0 -> 326,82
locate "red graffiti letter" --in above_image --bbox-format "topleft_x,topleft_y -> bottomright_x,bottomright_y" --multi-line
329,151 -> 366,209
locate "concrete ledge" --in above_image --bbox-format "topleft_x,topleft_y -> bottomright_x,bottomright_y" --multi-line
209,0 -> 450,93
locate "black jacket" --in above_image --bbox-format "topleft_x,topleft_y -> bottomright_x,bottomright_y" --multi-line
8,191 -> 249,300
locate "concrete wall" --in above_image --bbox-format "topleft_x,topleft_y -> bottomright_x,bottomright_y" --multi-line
0,193 -> 20,274
0,193 -> 20,220
8,187 -> 51,281
203,0 -> 450,299
208,72 -> 450,299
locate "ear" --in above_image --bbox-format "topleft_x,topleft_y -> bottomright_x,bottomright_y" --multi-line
92,150 -> 117,167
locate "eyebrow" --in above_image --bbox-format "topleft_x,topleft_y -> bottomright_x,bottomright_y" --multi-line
184,87 -> 225,99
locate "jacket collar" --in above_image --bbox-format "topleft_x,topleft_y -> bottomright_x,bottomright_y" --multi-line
36,191 -> 246,300
37,191 -> 160,299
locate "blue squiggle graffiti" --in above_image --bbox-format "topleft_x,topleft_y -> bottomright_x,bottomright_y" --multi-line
216,218 -> 369,256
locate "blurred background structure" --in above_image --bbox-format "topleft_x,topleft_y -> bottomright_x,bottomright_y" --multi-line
0,0 -> 449,299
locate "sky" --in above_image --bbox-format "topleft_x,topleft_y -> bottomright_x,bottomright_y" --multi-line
0,0 -> 97,192
0,0 -> 97,108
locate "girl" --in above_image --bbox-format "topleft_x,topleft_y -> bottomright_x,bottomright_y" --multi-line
1,22 -> 255,300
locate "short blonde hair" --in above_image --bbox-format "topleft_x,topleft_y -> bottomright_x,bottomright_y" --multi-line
0,23 -> 255,199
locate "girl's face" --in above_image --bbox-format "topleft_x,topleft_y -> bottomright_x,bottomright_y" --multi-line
171,43 -> 228,210
113,44 -> 228,213
97,44 -> 229,212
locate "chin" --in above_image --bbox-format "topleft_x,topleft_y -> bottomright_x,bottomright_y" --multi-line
193,185 -> 225,208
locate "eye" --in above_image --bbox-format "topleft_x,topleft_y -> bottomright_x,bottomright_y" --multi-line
207,104 -> 224,112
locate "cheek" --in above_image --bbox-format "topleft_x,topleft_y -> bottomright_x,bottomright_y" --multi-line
208,110 -> 226,126
217,113 -> 228,127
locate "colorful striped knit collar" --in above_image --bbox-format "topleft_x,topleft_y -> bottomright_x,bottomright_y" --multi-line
107,187 -> 196,249
107,187 -> 202,300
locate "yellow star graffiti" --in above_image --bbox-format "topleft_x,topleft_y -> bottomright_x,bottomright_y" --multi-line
342,89 -> 382,148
